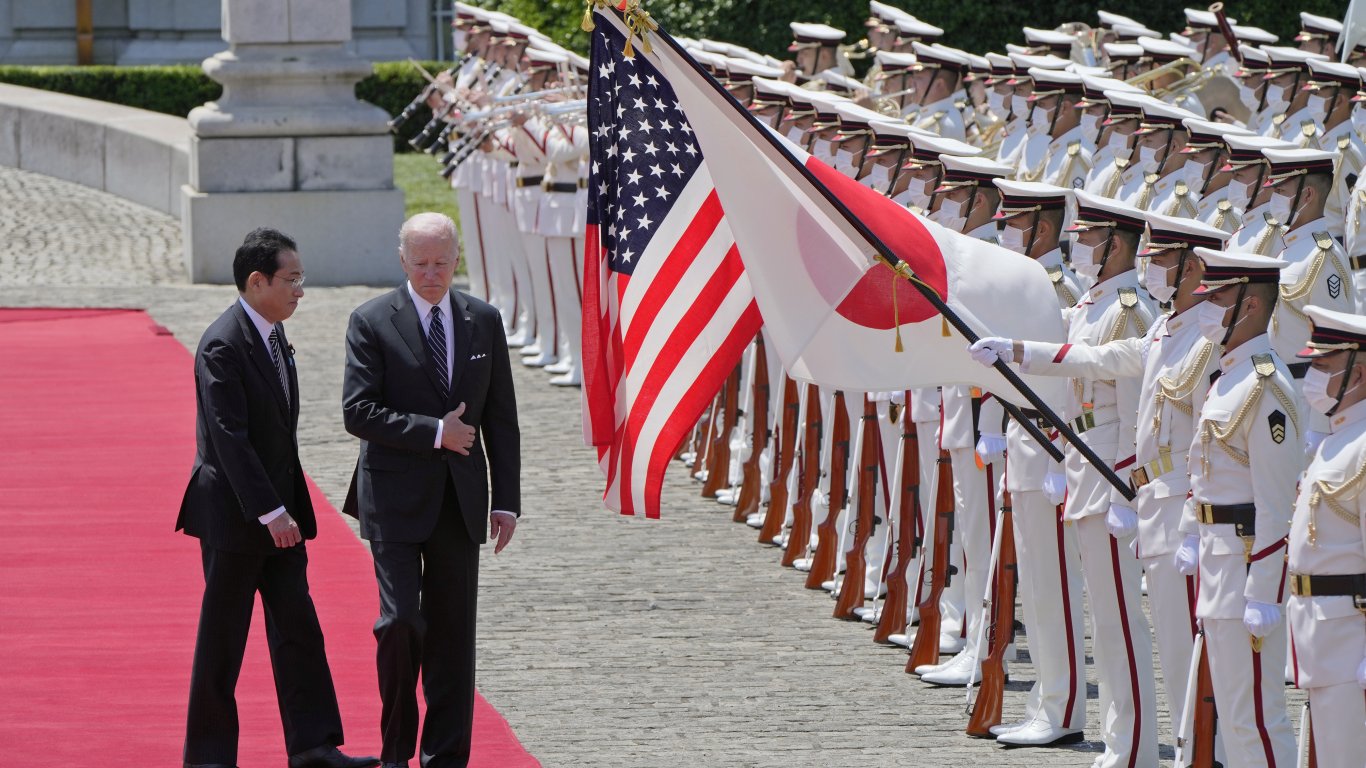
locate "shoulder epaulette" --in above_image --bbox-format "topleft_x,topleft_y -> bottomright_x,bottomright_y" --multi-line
1067,140 -> 1081,156
1314,231 -> 1335,251
1273,113 -> 1287,126
953,99 -> 968,111
1339,135 -> 1352,152
1264,210 -> 1284,228
1046,264 -> 1065,283
1144,172 -> 1160,185
1301,121 -> 1318,139
1252,353 -> 1276,378
1174,181 -> 1189,196
1118,286 -> 1139,308
1114,158 -> 1130,169
1217,199 -> 1232,211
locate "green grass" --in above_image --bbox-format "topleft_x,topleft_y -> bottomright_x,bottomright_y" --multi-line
394,152 -> 468,275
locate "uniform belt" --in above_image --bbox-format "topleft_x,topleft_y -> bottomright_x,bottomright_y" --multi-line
1286,361 -> 1309,380
515,175 -> 544,188
1288,572 -> 1366,600
1016,408 -> 1051,431
1070,404 -> 1117,434
1130,449 -> 1182,489
543,181 -> 578,193
1195,502 -> 1255,534
578,178 -> 588,189
1350,254 -> 1366,272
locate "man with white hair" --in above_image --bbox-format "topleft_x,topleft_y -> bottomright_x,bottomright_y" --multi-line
342,212 -> 522,768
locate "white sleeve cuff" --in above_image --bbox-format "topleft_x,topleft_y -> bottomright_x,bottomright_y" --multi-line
258,506 -> 286,525
434,416 -> 444,449
491,509 -> 517,519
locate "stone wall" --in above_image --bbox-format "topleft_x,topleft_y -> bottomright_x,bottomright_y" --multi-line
0,0 -> 437,65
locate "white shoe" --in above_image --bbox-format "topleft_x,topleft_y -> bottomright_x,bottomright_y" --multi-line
745,512 -> 764,528
505,330 -> 531,347
792,557 -> 813,572
887,633 -> 909,647
680,452 -> 696,467
693,470 -> 708,482
549,371 -> 581,387
821,579 -> 837,593
522,352 -> 557,368
996,720 -> 1084,747
939,634 -> 966,655
518,343 -> 543,357
919,650 -> 978,686
714,489 -> 738,506
860,607 -> 882,623
989,719 -> 1033,737
544,360 -> 573,374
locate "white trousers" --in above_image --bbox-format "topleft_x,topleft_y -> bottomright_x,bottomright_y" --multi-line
484,200 -> 532,338
517,231 -> 557,360
545,235 -> 583,375
1306,682 -> 1366,768
949,446 -> 996,661
1138,538 -> 1198,743
1204,617 -> 1296,768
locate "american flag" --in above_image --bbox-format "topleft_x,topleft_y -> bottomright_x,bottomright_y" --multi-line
581,17 -> 761,518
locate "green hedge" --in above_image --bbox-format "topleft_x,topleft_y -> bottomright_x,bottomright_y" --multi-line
0,62 -> 447,152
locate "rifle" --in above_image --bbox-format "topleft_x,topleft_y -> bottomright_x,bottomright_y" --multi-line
733,335 -> 770,523
907,449 -> 955,673
758,375 -> 801,544
874,395 -> 919,643
1173,628 -> 1218,768
702,364 -> 741,498
834,396 -> 881,619
805,391 -> 851,590
782,384 -> 823,567
967,488 -> 1017,737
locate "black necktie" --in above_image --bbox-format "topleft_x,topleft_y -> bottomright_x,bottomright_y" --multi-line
268,328 -> 290,408
427,306 -> 450,397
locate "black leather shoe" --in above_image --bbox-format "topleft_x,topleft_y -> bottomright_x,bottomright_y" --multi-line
380,763 -> 408,768
286,745 -> 380,768
184,763 -> 238,768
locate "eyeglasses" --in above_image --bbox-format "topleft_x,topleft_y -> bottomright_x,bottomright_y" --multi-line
270,273 -> 306,290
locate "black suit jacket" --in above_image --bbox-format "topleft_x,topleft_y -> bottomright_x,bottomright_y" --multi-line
177,301 -> 313,554
341,286 -> 520,544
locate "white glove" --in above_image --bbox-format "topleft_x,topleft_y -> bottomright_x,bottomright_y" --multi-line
968,337 -> 1014,366
1242,600 -> 1282,638
1105,503 -> 1138,539
1357,657 -> 1366,689
975,432 -> 1006,465
1175,534 -> 1199,575
1305,430 -> 1328,456
889,390 -> 906,406
812,488 -> 828,510
1043,471 -> 1067,506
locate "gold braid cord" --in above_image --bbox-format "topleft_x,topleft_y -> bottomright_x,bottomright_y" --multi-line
1280,245 -> 1349,320
1200,377 -> 1300,474
1152,339 -> 1214,437
583,0 -> 659,57
1308,457 -> 1366,536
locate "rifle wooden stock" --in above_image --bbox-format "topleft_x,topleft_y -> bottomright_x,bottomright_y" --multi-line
967,491 -> 1017,737
1191,634 -> 1218,768
805,391 -> 851,589
782,384 -> 823,567
759,377 -> 801,544
834,397 -> 880,619
733,336 -> 770,522
907,450 -> 955,673
701,365 -> 741,498
875,397 -> 919,643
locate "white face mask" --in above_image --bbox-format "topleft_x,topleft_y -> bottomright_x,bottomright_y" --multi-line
1195,299 -> 1231,344
1071,239 -> 1103,277
866,162 -> 895,190
999,225 -> 1029,252
1303,366 -> 1342,415
1306,93 -> 1329,120
834,147 -> 858,177
1105,130 -> 1131,158
1011,94 -> 1028,119
1225,177 -> 1255,211
1269,190 -> 1295,226
900,177 -> 932,208
1136,145 -> 1161,175
1183,159 -> 1211,193
1144,261 -> 1176,304
811,138 -> 832,159
1080,113 -> 1102,144
1353,106 -> 1366,135
935,196 -> 968,232
1263,83 -> 1289,114
1237,81 -> 1260,112
1030,104 -> 1054,130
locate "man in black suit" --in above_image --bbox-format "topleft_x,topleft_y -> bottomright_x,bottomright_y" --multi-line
178,228 -> 378,768
342,212 -> 521,768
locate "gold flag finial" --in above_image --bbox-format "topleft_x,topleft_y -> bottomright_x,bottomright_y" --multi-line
583,0 -> 659,56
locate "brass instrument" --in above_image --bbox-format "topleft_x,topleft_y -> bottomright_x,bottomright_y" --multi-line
1124,55 -> 1244,122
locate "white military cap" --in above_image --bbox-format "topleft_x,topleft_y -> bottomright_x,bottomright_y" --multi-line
1023,27 -> 1076,55
1192,248 -> 1287,293
1133,98 -> 1202,134
567,52 -> 590,73
894,17 -> 944,40
1096,10 -> 1140,29
1298,306 -> 1366,358
1140,211 -> 1233,254
1232,25 -> 1278,45
868,1 -> 914,24
936,154 -> 1016,193
1103,42 -> 1145,62
750,76 -> 795,108
1008,52 -> 1071,72
789,22 -> 846,47
1306,58 -> 1363,88
1078,74 -> 1142,106
1298,12 -> 1343,39
1068,63 -> 1111,77
1112,21 -> 1161,40
725,57 -> 785,81
1181,117 -> 1254,151
817,69 -> 867,94
1260,147 -> 1337,186
865,119 -> 921,157
903,132 -> 981,168
1067,188 -> 1148,234
1234,44 -> 1271,75
912,41 -> 968,71
991,179 -> 1070,219
1183,8 -> 1232,30
1219,133 -> 1294,170
1103,90 -> 1169,124
1138,35 -> 1198,62
875,50 -> 918,73
1027,68 -> 1084,101
1263,45 -> 1330,75
524,47 -> 568,68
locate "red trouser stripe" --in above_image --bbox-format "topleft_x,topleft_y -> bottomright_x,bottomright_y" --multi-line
1251,647 -> 1277,766
1057,513 -> 1079,728
1109,536 -> 1142,768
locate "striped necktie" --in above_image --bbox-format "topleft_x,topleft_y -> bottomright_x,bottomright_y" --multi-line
427,305 -> 450,397
268,328 -> 290,408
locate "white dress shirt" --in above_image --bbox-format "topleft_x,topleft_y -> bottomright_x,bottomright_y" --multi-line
239,297 -> 289,526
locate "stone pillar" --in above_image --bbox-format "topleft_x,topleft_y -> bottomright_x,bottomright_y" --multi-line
181,0 -> 404,285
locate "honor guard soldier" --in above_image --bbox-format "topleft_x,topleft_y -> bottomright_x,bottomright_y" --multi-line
748,76 -> 796,131
961,53 -> 995,144
898,132 -> 981,213
1179,248 -> 1299,768
1122,97 -> 1202,215
1302,59 -> 1365,237
905,42 -> 969,140
984,53 -> 1027,166
1094,11 -> 1143,49
1006,52 -> 1070,183
1259,147 -> 1356,384
829,100 -> 885,181
862,119 -> 917,198
1183,117 -> 1255,234
1287,306 -> 1366,768
1182,7 -> 1236,76
1079,79 -> 1143,200
866,1 -> 914,53
1222,133 -> 1295,256
1020,27 -> 1077,60
1261,46 -> 1329,141
1232,44 -> 1274,133
1136,36 -> 1205,117
1295,12 -> 1343,59
890,15 -> 944,53
787,22 -> 846,83
975,211 -> 1233,749
1025,69 -> 1091,190
974,189 -> 1159,768
1102,41 -> 1146,81
872,50 -> 917,116
976,179 -> 1089,746
1348,80 -> 1366,309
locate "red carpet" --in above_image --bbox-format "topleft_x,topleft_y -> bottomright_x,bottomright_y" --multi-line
0,308 -> 538,767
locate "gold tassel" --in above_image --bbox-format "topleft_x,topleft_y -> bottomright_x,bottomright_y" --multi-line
942,316 -> 950,337
892,271 -> 904,352
581,5 -> 595,31
623,34 -> 635,58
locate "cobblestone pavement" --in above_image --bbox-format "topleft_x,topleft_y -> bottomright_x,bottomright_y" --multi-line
1,164 -> 1305,767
